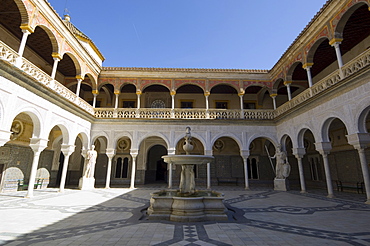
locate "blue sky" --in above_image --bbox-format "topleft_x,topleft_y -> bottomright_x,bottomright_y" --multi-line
48,0 -> 328,69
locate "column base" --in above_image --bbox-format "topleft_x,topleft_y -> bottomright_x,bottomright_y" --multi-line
274,178 -> 289,191
78,177 -> 95,190
365,200 -> 370,205
327,194 -> 335,198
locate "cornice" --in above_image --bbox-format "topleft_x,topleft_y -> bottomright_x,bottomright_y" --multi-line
102,67 -> 269,74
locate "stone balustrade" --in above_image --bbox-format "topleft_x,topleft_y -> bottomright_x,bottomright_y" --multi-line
0,40 -> 94,115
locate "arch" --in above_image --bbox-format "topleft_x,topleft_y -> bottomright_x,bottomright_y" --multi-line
33,24 -> 59,54
84,73 -> 97,89
286,61 -> 303,81
211,133 -> 243,152
14,0 -> 29,24
60,52 -> 82,77
297,127 -> 317,149
247,133 -> 278,150
357,105 -> 370,134
272,78 -> 284,91
176,83 -> 205,93
334,2 -> 370,37
280,134 -> 294,151
142,84 -> 170,92
174,132 -> 206,151
306,37 -> 330,64
93,136 -> 108,153
45,123 -> 70,145
119,83 -> 137,92
137,132 -> 169,150
11,107 -> 43,138
75,131 -> 90,150
320,116 -> 350,143
113,132 -> 134,149
210,83 -> 239,94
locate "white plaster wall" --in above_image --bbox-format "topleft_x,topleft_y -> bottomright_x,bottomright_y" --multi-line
0,76 -> 91,147
276,76 -> 370,148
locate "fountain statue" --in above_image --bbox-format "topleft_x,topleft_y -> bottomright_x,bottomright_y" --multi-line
147,127 -> 228,222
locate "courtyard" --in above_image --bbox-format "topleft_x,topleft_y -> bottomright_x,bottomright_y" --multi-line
0,186 -> 369,246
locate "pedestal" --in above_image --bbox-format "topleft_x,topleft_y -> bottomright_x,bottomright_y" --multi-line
78,177 -> 95,190
274,178 -> 289,191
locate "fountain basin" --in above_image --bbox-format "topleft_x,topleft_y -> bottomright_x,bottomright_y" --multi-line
162,155 -> 214,165
147,190 -> 228,222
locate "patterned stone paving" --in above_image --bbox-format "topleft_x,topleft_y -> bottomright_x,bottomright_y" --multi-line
0,186 -> 369,245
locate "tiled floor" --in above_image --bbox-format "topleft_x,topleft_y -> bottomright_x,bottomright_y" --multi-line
0,185 -> 369,245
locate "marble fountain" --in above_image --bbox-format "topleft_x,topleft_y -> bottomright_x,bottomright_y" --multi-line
147,127 -> 228,222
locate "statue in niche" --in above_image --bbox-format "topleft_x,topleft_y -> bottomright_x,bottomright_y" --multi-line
272,145 -> 291,179
84,145 -> 97,178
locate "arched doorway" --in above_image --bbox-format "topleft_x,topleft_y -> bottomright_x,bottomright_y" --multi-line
145,145 -> 168,184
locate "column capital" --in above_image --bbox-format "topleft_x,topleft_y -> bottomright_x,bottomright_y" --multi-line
283,81 -> 292,86
270,93 -> 278,98
238,88 -> 245,96
314,142 -> 332,155
204,91 -> 210,97
167,148 -> 176,155
20,24 -> 34,33
29,138 -> 48,153
106,148 -> 116,158
302,63 -> 314,69
92,90 -> 99,95
114,90 -> 120,95
61,144 -> 75,156
346,133 -> 370,150
240,150 -> 250,158
329,38 -> 343,46
292,147 -> 306,158
51,52 -> 63,60
170,90 -> 176,96
75,75 -> 84,80
136,90 -> 142,95
204,149 -> 213,156
130,149 -> 139,157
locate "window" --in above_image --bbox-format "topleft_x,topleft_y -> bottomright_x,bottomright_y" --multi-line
115,157 -> 129,178
181,101 -> 193,109
215,101 -> 228,109
122,101 -> 135,108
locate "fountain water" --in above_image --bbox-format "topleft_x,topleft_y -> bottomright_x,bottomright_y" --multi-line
147,127 -> 228,222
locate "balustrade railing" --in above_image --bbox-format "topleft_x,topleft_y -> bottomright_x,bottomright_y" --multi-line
94,108 -> 275,120
1,40 -> 370,121
0,40 -> 94,115
275,48 -> 370,117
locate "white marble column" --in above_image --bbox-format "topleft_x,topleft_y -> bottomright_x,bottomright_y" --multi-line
92,90 -> 98,108
59,145 -> 75,192
315,142 -> 334,198
26,138 -> 48,198
241,150 -> 250,190
75,77 -> 83,96
330,39 -> 344,78
347,133 -> 370,204
284,81 -> 292,101
16,29 -> 31,67
50,56 -> 61,80
171,90 -> 176,118
105,149 -> 116,189
239,92 -> 244,119
114,90 -> 120,109
136,91 -> 141,118
207,162 -> 211,190
168,162 -> 173,189
270,93 -> 277,110
130,152 -> 138,189
293,147 -> 306,193
205,91 -> 210,119
303,63 -> 314,87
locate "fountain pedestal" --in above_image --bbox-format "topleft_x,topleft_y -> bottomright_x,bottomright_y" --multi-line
147,127 -> 228,222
